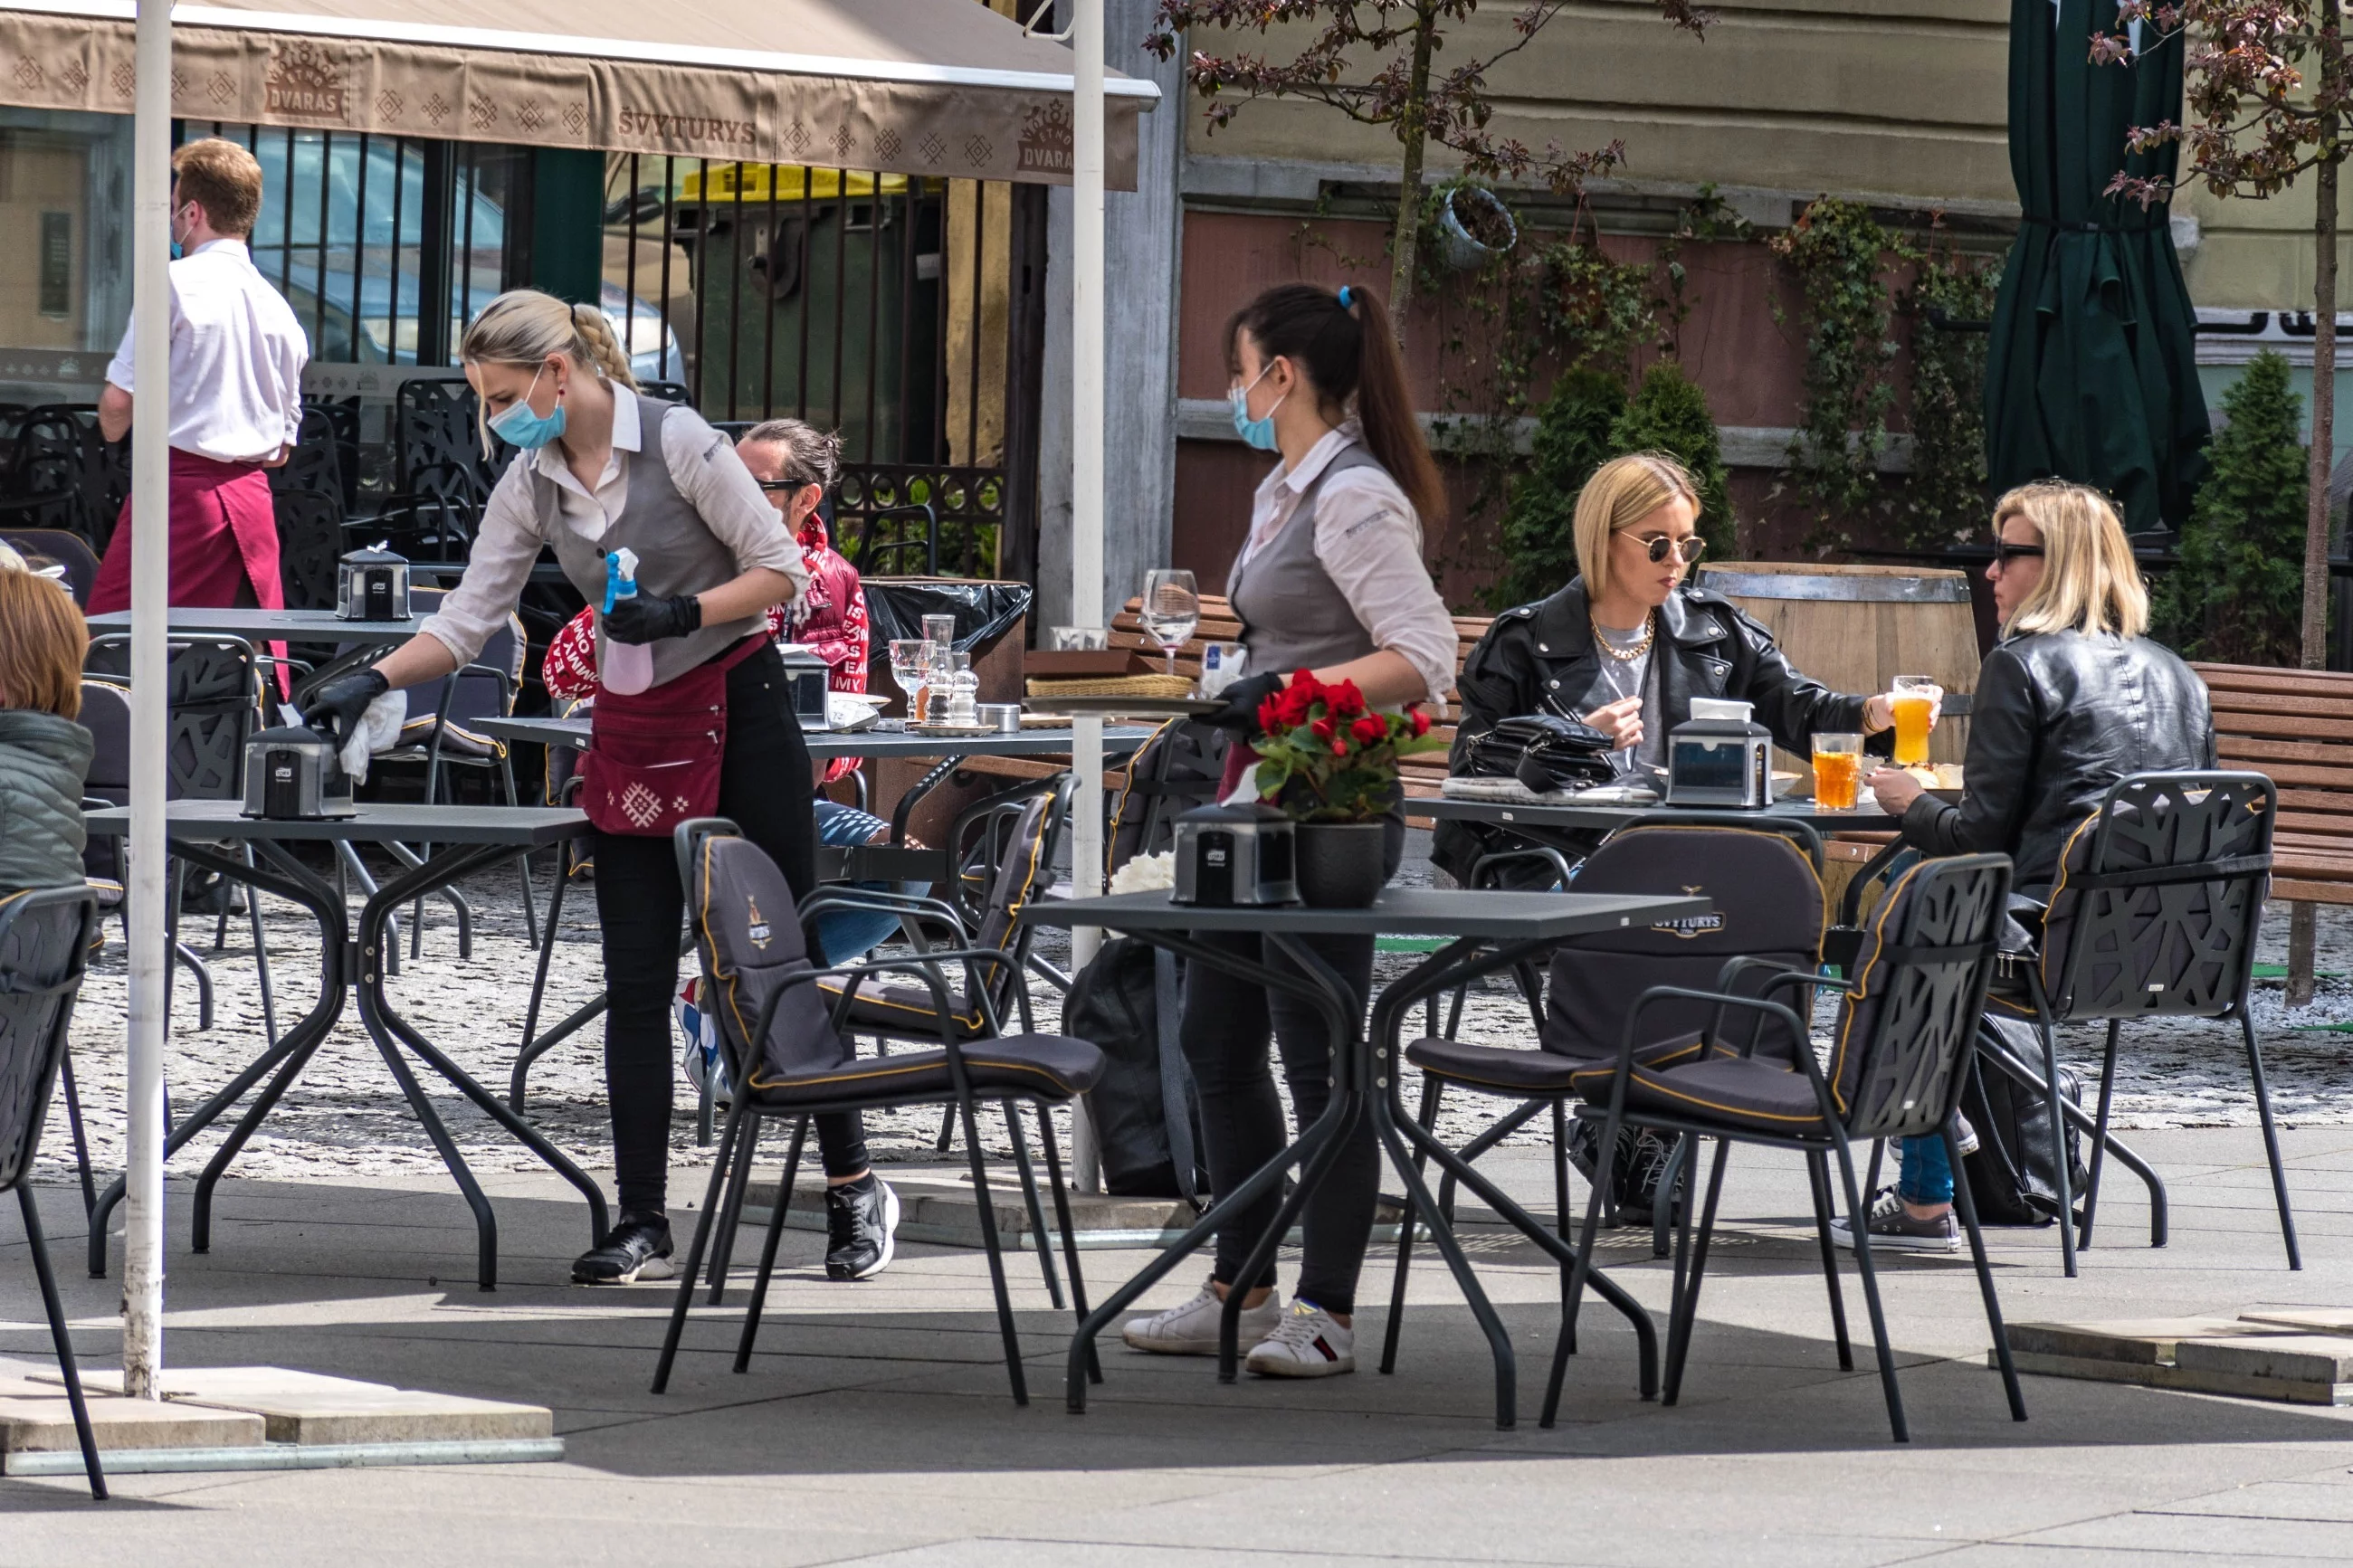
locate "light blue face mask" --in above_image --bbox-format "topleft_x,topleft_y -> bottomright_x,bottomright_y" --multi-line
488,364 -> 567,450
1229,364 -> 1286,451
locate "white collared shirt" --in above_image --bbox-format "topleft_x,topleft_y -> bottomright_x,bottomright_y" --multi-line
416,391 -> 807,670
104,238 -> 308,463
1241,421 -> 1458,706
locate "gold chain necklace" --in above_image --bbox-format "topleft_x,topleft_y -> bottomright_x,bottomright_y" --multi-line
1593,611 -> 1655,663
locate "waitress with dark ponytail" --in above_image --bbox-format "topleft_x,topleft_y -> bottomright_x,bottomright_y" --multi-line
301,290 -> 899,1287
1120,283 -> 1458,1378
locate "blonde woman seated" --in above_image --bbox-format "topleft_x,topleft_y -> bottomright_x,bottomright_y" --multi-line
1852,481 -> 2214,1254
1437,451 -> 1906,886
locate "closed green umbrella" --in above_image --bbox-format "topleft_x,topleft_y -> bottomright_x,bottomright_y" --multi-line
1986,0 -> 2210,532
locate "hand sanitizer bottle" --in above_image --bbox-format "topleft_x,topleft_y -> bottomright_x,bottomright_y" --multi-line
602,547 -> 656,697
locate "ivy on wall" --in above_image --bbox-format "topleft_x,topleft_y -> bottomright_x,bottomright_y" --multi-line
1898,241 -> 2002,549
1768,198 -> 1905,546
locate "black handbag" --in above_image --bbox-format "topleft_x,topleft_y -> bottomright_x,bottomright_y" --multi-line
1462,713 -> 1618,794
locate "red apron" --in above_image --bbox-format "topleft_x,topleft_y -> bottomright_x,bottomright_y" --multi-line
90,449 -> 288,694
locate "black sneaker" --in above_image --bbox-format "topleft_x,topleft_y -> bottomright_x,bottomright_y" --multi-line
824,1175 -> 900,1281
1831,1200 -> 1961,1253
572,1212 -> 676,1284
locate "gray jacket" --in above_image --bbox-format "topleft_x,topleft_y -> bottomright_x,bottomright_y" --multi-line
0,708 -> 92,893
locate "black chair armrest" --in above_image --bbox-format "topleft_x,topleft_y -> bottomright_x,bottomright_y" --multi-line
1587,984 -> 1824,1127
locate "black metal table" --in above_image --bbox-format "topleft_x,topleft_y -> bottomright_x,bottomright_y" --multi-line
82,802 -> 608,1289
1406,794 -> 1902,834
474,716 -> 1155,856
1021,885 -> 1711,1429
85,607 -> 426,647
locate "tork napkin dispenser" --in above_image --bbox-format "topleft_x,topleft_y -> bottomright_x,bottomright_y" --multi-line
241,725 -> 358,821
774,643 -> 834,730
1171,803 -> 1300,907
1664,698 -> 1775,809
338,544 -> 411,621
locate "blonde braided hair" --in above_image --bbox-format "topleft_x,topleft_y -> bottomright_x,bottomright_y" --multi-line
461,289 -> 640,452
461,288 -> 640,389
567,300 -> 640,391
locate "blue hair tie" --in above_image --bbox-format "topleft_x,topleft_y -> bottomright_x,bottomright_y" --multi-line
1337,285 -> 1353,309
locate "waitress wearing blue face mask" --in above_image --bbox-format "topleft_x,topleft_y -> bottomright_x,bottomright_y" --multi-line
301,290 -> 901,1288
1119,282 -> 1460,1379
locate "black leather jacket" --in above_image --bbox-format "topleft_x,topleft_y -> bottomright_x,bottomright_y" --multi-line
1899,628 -> 2215,894
1434,579 -> 1874,882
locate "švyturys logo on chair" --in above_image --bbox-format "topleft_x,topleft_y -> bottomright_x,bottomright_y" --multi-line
746,897 -> 771,950
1653,884 -> 1726,940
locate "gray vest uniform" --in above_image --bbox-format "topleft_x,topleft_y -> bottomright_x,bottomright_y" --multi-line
1227,443 -> 1384,679
536,394 -> 765,688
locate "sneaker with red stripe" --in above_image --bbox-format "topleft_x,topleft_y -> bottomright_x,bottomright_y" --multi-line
1243,1298 -> 1355,1378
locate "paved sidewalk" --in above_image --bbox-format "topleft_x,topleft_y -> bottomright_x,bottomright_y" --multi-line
5,1124 -> 2351,1565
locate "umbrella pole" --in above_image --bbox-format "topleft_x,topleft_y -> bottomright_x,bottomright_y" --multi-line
1067,0 -> 1106,1193
121,0 -> 174,1400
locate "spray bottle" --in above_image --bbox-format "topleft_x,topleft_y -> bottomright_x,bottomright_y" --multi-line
601,546 -> 656,696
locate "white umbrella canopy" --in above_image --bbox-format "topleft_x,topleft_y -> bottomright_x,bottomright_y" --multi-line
0,0 -> 1150,185
62,0 -> 1139,1396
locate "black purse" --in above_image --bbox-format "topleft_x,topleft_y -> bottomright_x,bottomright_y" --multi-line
1462,713 -> 1618,794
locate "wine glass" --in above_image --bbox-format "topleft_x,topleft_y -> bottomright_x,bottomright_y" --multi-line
889,638 -> 935,722
1140,568 -> 1200,677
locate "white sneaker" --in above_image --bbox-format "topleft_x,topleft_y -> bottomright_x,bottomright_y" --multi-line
1121,1278 -> 1279,1355
1243,1298 -> 1356,1378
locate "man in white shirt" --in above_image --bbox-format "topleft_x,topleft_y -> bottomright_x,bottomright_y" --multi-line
89,137 -> 309,618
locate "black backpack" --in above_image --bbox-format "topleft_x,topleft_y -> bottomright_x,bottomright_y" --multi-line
1960,1017 -> 2091,1225
1063,936 -> 1205,1201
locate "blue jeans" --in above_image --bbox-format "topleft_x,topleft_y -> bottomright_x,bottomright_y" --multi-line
1898,1134 -> 1953,1206
813,801 -> 929,962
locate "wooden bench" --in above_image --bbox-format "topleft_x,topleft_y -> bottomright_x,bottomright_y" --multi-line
2193,661 -> 2353,1000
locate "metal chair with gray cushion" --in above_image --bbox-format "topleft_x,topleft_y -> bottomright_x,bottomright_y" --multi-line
1977,771 -> 2292,1276
1562,852 -> 2026,1441
1381,819 -> 1830,1374
651,818 -> 1104,1406
0,884 -> 109,1498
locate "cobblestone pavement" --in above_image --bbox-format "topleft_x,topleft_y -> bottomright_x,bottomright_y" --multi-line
41,851 -> 2353,1183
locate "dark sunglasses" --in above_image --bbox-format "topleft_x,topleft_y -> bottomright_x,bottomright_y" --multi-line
1992,540 -> 2046,567
757,478 -> 821,493
1624,532 -> 1706,565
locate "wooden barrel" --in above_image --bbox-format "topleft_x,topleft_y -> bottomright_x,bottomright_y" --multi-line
1694,562 -> 1981,767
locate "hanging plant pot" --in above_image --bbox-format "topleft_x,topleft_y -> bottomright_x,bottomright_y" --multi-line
1436,185 -> 1519,271
1294,821 -> 1391,908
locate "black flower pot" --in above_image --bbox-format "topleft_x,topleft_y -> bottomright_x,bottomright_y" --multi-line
1294,821 -> 1390,908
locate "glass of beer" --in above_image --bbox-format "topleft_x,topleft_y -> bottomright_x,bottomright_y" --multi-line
1890,675 -> 1940,767
1812,733 -> 1864,812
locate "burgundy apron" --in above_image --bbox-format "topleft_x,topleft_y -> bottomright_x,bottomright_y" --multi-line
90,450 -> 289,693
579,635 -> 767,837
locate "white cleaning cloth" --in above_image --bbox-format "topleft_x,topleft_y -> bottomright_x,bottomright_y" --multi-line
286,693 -> 406,785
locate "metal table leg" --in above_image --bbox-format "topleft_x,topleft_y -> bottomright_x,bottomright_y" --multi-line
87,839 -> 348,1277
352,842 -> 614,1287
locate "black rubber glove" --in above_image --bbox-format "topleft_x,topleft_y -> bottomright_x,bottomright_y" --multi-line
300,666 -> 388,751
604,591 -> 703,645
1201,670 -> 1285,737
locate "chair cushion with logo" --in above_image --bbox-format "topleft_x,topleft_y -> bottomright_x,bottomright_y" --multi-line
691,832 -> 851,1088
1541,826 -> 1824,1062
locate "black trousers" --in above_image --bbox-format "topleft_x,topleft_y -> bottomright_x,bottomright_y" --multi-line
593,643 -> 866,1214
1177,813 -> 1405,1316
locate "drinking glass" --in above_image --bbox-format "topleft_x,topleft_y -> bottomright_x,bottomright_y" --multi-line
1811,732 -> 1864,812
1889,674 -> 1941,768
1140,568 -> 1200,675
921,613 -> 957,654
889,638 -> 935,722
